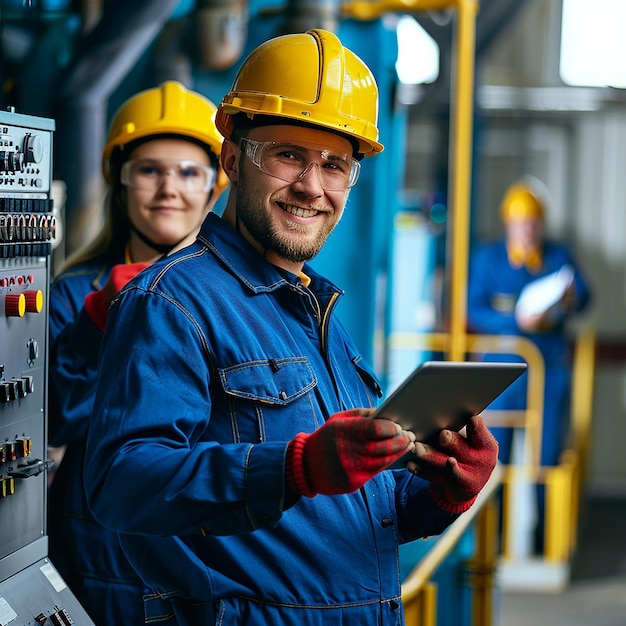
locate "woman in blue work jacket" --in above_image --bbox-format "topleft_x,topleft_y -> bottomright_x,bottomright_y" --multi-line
47,81 -> 226,625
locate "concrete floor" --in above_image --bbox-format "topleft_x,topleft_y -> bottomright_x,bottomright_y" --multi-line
498,496 -> 626,626
500,576 -> 626,626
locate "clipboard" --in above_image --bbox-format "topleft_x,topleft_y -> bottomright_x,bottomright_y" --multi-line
372,361 -> 527,443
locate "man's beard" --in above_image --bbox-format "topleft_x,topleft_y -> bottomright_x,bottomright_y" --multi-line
235,176 -> 337,264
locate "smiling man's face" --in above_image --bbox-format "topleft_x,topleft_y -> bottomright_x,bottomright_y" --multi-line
232,124 -> 354,273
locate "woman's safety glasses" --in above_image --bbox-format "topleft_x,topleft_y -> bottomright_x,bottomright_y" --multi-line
240,138 -> 360,191
121,159 -> 216,193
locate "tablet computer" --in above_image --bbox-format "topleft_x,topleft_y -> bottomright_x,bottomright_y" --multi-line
372,361 -> 527,443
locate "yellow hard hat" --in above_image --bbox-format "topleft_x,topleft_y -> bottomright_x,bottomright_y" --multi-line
215,29 -> 383,157
500,182 -> 545,221
102,81 -> 226,189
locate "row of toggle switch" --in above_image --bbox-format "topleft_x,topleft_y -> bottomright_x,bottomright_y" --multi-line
5,290 -> 42,316
0,476 -> 15,498
0,435 -> 32,497
35,607 -> 75,625
1,436 -> 32,463
0,242 -> 52,259
0,375 -> 34,402
0,212 -> 56,243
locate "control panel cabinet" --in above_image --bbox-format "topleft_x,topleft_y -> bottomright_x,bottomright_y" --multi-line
0,109 -> 95,625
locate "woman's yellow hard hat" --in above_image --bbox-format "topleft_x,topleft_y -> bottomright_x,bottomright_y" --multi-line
102,81 -> 225,187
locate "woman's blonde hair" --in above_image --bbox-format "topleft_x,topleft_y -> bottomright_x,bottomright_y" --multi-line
59,153 -> 131,272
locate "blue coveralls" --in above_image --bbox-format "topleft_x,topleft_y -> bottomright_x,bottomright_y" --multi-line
467,239 -> 591,467
48,254 -> 148,625
84,213 -> 458,625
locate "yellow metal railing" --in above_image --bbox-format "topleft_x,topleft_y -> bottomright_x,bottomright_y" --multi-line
568,327 -> 597,490
394,327 -> 596,621
534,327 -> 596,564
402,465 -> 503,626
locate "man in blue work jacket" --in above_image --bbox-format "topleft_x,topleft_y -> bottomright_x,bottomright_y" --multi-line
84,29 -> 498,625
468,178 -> 591,552
468,179 -> 591,467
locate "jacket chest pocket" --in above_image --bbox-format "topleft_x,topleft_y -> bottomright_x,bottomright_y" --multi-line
217,357 -> 318,442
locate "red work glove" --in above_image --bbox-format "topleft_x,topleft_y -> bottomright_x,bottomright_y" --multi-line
286,409 -> 416,497
83,262 -> 149,332
406,416 -> 498,514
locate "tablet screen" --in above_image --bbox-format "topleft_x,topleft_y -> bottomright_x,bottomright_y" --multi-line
372,361 -> 527,443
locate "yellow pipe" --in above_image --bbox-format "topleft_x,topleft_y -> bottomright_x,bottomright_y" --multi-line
560,450 -> 580,556
341,0 -> 480,364
467,333 -> 545,468
500,466 -> 513,559
342,0 -> 459,20
447,0 -> 478,361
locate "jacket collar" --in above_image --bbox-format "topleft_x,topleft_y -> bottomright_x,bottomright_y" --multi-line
197,213 -> 343,300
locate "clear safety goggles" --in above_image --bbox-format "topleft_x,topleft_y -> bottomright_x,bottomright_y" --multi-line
240,138 -> 360,191
121,159 -> 216,193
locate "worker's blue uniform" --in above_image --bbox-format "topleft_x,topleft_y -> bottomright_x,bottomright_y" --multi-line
84,213 -> 458,625
48,253 -> 148,625
467,239 -> 591,467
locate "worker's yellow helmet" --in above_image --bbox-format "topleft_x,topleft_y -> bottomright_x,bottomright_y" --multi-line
500,182 -> 545,221
215,29 -> 383,157
102,81 -> 226,189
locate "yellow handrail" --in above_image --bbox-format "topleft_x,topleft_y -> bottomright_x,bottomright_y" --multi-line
401,465 -> 503,624
390,327 -> 596,575
402,467 -> 502,592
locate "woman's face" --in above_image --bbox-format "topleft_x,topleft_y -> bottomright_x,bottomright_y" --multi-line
124,138 -> 214,258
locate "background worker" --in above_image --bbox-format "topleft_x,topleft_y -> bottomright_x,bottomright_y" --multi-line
467,178 -> 591,549
83,29 -> 498,625
47,81 -> 226,624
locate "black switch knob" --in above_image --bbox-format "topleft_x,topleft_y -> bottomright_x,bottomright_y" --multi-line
0,383 -> 10,403
21,375 -> 33,394
27,338 -> 39,361
11,378 -> 26,398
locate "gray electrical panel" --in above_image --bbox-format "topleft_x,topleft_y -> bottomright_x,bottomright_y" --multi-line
0,108 -> 95,626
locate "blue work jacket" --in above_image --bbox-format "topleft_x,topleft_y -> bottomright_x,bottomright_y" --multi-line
467,238 -> 592,465
85,213 -> 457,625
48,254 -> 148,624
49,258 -> 113,446
467,239 -> 591,362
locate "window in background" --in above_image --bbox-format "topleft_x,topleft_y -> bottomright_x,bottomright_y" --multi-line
560,0 -> 626,88
395,15 -> 439,85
